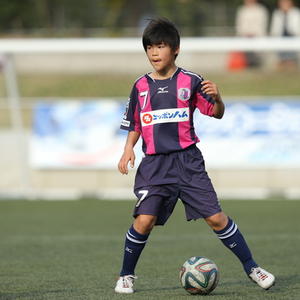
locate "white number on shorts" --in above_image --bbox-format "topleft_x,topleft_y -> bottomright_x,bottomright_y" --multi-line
136,190 -> 148,207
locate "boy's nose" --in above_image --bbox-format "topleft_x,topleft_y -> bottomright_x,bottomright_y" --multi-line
152,48 -> 159,55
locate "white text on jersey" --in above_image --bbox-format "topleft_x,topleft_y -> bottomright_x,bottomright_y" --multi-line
141,108 -> 189,127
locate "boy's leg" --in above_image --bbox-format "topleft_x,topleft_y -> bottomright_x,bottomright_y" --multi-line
115,180 -> 178,293
115,214 -> 156,294
120,214 -> 156,276
205,212 -> 275,289
205,212 -> 257,274
176,146 -> 275,289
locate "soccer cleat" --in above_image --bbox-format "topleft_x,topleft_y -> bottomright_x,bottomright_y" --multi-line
249,267 -> 275,290
114,275 -> 137,294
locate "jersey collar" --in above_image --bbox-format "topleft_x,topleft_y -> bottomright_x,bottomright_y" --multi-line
146,67 -> 181,82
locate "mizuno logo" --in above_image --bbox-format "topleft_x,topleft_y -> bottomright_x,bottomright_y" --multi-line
125,247 -> 133,253
157,86 -> 168,94
141,108 -> 189,126
229,242 -> 237,248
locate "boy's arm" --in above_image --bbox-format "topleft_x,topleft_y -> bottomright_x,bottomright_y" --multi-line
201,80 -> 225,119
118,131 -> 140,175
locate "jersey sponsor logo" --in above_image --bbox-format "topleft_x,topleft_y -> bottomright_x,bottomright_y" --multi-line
157,86 -> 168,94
178,88 -> 191,101
141,107 -> 189,126
142,113 -> 153,124
121,119 -> 130,127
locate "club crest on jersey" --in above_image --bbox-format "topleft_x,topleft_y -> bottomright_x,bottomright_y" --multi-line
178,88 -> 191,101
141,108 -> 189,126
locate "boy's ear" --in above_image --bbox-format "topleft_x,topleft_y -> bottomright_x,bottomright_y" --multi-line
174,47 -> 180,56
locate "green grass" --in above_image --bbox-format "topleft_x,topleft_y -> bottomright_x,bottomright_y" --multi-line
18,74 -> 137,98
209,70 -> 300,97
1,70 -> 300,98
0,199 -> 299,299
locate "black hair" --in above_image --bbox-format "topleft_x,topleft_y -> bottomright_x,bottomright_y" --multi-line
142,18 -> 180,54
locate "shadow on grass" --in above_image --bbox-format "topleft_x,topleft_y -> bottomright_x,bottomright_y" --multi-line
214,273 -> 300,296
269,273 -> 300,292
136,286 -> 182,292
0,288 -> 78,300
137,286 -> 230,297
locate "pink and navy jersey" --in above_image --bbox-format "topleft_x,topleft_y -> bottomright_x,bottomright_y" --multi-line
120,67 -> 215,155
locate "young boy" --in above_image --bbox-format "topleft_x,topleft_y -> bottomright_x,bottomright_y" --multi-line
115,18 -> 275,294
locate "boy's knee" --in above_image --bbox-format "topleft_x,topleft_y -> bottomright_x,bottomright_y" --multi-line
205,212 -> 228,231
134,214 -> 157,234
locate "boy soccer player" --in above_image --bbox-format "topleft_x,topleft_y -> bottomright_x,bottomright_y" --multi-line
115,18 -> 275,294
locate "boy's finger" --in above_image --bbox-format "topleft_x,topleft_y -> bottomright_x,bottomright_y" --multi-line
118,161 -> 123,173
201,84 -> 212,91
201,80 -> 210,84
123,164 -> 128,174
202,88 -> 214,94
119,160 -> 128,174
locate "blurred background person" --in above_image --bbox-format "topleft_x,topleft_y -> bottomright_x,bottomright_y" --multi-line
270,0 -> 300,69
235,0 -> 269,68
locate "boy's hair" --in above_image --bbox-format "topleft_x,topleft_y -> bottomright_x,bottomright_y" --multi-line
142,18 -> 180,55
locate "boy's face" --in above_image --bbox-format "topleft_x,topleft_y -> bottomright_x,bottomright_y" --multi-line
146,43 -> 179,74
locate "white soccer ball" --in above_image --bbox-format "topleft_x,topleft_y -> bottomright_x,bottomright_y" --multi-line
179,256 -> 219,295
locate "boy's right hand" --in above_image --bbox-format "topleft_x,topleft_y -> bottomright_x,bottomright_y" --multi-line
118,147 -> 135,175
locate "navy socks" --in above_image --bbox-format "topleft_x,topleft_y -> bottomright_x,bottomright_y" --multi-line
120,225 -> 149,276
214,218 -> 257,274
120,219 -> 256,276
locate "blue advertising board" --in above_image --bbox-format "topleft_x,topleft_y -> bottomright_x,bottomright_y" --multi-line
30,99 -> 300,169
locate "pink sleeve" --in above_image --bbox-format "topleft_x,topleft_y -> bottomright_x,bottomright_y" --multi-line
120,85 -> 141,132
194,92 -> 215,117
133,103 -> 141,133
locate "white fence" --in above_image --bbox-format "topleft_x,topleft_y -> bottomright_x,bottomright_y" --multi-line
1,37 -> 300,53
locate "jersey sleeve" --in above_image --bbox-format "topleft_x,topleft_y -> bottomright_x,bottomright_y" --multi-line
193,79 -> 215,117
120,84 -> 141,132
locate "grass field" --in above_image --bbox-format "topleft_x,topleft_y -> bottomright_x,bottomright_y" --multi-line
1,70 -> 300,99
0,199 -> 299,300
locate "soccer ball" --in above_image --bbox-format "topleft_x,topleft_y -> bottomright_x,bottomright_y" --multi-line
179,256 -> 219,295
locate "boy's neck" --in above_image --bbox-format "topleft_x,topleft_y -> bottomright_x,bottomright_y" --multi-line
150,65 -> 178,80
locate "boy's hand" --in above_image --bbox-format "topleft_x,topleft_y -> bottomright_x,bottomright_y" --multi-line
201,80 -> 221,102
118,147 -> 135,175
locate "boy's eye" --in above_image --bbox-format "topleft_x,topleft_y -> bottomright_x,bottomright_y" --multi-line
158,44 -> 165,48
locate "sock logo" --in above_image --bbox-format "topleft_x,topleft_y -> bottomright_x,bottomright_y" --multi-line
125,247 -> 133,253
229,242 -> 237,248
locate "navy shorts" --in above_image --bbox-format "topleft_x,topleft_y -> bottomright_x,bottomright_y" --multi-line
133,145 -> 221,225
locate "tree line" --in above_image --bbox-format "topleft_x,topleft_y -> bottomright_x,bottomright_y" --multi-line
0,0 -> 296,37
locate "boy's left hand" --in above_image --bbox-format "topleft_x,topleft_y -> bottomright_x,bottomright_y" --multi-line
201,80 -> 221,102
